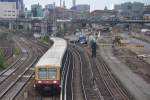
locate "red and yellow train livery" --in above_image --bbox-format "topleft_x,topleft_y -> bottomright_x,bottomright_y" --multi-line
34,37 -> 67,95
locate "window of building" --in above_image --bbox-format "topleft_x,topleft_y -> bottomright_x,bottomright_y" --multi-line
127,5 -> 132,10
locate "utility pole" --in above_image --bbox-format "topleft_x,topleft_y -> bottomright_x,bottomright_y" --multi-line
52,2 -> 57,36
73,0 -> 76,7
60,0 -> 62,7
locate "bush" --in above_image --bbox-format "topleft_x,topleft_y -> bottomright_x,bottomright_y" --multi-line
43,36 -> 49,42
14,48 -> 20,55
0,54 -> 4,69
41,36 -> 49,44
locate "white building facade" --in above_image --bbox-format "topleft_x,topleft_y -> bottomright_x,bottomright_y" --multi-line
0,2 -> 18,19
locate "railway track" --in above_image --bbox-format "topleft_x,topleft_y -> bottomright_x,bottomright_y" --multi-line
0,39 -> 28,84
83,45 -> 131,100
15,38 -> 60,100
70,44 -> 132,100
0,37 -> 40,100
60,50 -> 70,100
95,54 -> 130,99
90,56 -> 112,100
40,95 -> 60,100
66,44 -> 101,100
66,45 -> 86,100
71,45 -> 103,100
29,39 -> 50,53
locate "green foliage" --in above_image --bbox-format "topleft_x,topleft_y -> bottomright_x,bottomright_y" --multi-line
0,32 -> 8,40
0,52 -> 4,69
0,49 -> 2,55
41,36 -> 49,44
132,28 -> 140,33
0,32 -> 13,43
131,24 -> 141,33
14,48 -> 20,55
44,36 -> 49,42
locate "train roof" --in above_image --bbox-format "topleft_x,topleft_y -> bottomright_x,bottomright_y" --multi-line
35,37 -> 67,68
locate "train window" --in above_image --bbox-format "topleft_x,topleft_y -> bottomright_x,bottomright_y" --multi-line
48,68 -> 57,79
38,68 -> 47,79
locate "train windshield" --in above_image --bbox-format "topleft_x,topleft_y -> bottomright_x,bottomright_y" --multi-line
48,68 -> 57,79
38,68 -> 47,79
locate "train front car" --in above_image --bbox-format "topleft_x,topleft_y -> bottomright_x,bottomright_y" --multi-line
34,65 -> 61,95
34,37 -> 67,95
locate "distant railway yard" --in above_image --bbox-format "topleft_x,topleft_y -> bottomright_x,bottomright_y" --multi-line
0,31 -> 150,100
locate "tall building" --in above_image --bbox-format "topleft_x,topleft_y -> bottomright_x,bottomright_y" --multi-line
132,2 -> 144,19
0,2 -> 18,18
71,4 -> 90,19
45,4 -> 55,10
114,2 -> 144,20
143,5 -> 150,20
0,0 -> 24,18
0,0 -> 24,11
43,8 -> 49,19
71,5 -> 90,12
44,4 -> 56,20
55,7 -> 72,19
31,4 -> 43,17
24,8 -> 32,18
90,10 -> 116,20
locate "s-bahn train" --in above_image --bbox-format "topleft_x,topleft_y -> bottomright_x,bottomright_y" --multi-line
34,37 -> 67,95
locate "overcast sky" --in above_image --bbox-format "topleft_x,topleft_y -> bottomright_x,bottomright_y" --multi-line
24,0 -> 150,11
